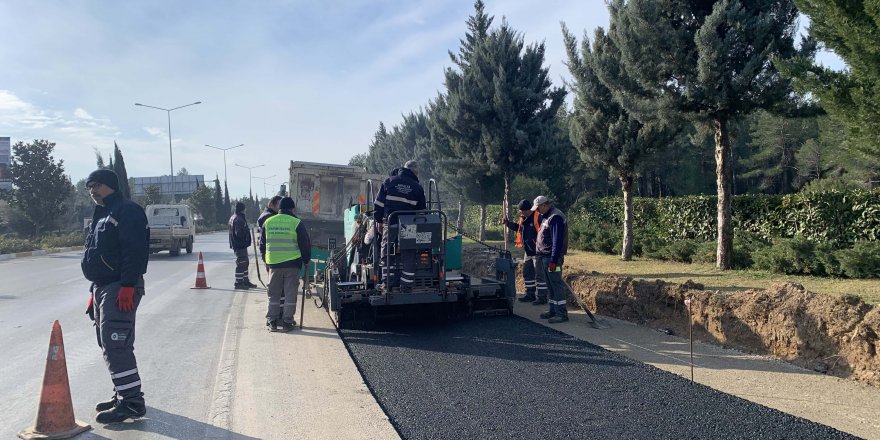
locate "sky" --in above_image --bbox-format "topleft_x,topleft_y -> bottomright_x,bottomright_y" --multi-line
0,1 -> 844,199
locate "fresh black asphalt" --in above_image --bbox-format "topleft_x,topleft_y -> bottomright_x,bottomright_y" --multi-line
339,315 -> 856,440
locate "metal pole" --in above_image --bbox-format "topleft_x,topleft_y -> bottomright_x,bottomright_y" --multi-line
167,110 -> 175,203
686,297 -> 694,381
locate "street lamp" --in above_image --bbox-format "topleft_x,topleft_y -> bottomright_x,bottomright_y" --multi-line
234,163 -> 264,198
204,143 -> 244,185
135,101 -> 201,202
253,174 -> 277,199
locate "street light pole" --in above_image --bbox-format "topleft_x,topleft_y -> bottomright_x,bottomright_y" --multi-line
135,101 -> 201,202
205,143 -> 244,185
234,163 -> 264,199
253,174 -> 277,199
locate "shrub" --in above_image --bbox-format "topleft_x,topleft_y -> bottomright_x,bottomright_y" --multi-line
661,240 -> 699,263
752,237 -> 822,275
836,242 -> 880,279
814,243 -> 844,277
39,231 -> 83,249
693,241 -> 716,264
0,235 -> 34,254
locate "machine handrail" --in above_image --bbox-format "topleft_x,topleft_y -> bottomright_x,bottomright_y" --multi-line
426,179 -> 442,211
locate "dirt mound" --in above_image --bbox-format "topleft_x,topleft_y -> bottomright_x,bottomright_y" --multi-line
566,274 -> 880,387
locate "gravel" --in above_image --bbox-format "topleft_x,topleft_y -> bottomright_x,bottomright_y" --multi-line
339,315 -> 856,440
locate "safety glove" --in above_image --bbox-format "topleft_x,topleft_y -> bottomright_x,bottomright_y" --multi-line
86,294 -> 95,321
549,262 -> 558,272
117,286 -> 136,312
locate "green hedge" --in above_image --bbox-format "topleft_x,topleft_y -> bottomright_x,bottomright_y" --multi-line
0,231 -> 84,254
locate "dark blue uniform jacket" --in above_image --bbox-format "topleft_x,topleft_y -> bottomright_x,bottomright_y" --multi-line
81,192 -> 150,287
374,168 -> 426,224
228,212 -> 251,250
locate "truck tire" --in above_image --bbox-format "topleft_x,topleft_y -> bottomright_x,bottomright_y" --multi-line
170,240 -> 180,256
186,237 -> 193,254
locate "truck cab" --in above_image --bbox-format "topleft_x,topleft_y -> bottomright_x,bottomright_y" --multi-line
146,204 -> 195,256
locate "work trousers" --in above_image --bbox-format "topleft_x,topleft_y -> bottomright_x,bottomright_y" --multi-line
537,257 -> 567,317
380,227 -> 416,293
234,247 -> 249,283
267,266 -> 300,324
93,279 -> 144,401
521,254 -> 537,298
534,256 -> 548,301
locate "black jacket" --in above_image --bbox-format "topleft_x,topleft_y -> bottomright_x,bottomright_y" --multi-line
259,211 -> 312,269
81,192 -> 150,287
503,211 -> 540,256
374,168 -> 426,224
257,208 -> 277,261
228,211 -> 251,250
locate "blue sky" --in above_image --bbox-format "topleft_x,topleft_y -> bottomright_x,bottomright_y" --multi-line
0,1 -> 843,199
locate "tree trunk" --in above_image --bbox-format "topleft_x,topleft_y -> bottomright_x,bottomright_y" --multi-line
714,117 -> 734,270
456,197 -> 464,231
502,173 -> 510,250
620,175 -> 634,261
479,204 -> 487,241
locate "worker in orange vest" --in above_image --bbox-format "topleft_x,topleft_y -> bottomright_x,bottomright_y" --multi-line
500,199 -> 542,303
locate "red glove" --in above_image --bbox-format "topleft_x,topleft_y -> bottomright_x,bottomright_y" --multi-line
86,294 -> 95,321
117,287 -> 135,312
549,262 -> 558,272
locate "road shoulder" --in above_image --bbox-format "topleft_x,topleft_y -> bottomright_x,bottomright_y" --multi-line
515,301 -> 880,440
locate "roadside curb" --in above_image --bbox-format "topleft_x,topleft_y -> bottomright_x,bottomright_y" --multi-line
0,246 -> 82,261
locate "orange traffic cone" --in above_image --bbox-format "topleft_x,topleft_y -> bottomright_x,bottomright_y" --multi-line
18,320 -> 91,440
191,251 -> 211,289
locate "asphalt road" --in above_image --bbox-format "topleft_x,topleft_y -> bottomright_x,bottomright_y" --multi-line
339,315 -> 856,440
0,232 -> 245,439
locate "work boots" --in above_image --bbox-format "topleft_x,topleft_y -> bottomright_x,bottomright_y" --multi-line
95,393 -> 146,424
95,394 -> 118,412
244,278 -> 258,288
548,315 -> 569,324
234,282 -> 250,290
539,311 -> 554,319
267,319 -> 279,332
518,294 -> 536,303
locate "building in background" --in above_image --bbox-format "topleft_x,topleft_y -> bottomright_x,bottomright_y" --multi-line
132,175 -> 205,199
0,137 -> 11,191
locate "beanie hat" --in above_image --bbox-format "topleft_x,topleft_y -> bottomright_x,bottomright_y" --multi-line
279,197 -> 295,210
517,199 -> 532,211
235,202 -> 246,213
86,169 -> 119,191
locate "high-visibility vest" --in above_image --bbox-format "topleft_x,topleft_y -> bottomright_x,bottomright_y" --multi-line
264,214 -> 302,264
515,211 -> 540,248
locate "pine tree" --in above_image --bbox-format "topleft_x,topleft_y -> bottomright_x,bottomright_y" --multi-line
4,140 -> 73,236
608,0 -> 803,269
563,23 -> 676,260
783,1 -> 880,186
112,142 -> 131,199
213,175 -> 224,224
740,111 -> 818,194
223,180 -> 231,220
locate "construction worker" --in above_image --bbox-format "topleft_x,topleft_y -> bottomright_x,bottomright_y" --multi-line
81,168 -> 149,424
261,197 -> 311,332
229,201 -> 256,289
258,196 -> 282,263
374,160 -> 426,293
533,195 -> 570,323
500,199 -> 541,302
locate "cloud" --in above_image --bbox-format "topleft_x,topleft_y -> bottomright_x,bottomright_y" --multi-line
73,108 -> 94,120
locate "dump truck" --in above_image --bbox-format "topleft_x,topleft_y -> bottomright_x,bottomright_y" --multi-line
288,161 -> 385,249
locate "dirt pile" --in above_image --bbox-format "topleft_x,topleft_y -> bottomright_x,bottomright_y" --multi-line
566,274 -> 880,387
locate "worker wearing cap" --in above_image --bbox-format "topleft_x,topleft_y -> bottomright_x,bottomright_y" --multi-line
533,195 -> 570,323
374,160 -> 426,293
500,199 -> 541,302
261,197 -> 312,332
81,168 -> 150,423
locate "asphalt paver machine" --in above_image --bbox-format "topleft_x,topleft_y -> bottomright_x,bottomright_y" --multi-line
309,179 -> 517,329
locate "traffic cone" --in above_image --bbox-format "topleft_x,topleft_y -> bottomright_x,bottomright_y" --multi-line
191,251 -> 211,289
18,320 -> 91,440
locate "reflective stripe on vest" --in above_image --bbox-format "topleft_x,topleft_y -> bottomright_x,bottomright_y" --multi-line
264,214 -> 302,264
515,211 -> 541,249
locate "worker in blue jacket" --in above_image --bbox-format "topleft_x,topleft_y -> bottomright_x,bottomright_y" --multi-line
501,199 -> 542,303
81,168 -> 150,424
374,160 -> 426,293
533,195 -> 570,323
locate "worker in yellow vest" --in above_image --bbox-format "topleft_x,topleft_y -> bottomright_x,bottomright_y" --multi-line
500,199 -> 542,303
260,197 -> 311,332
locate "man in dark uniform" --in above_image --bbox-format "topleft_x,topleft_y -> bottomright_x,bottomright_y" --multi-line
257,196 -> 282,264
533,195 -> 570,323
229,202 -> 256,289
501,199 -> 541,302
374,160 -> 426,293
81,168 -> 150,424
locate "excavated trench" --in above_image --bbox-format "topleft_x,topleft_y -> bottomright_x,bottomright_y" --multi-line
462,247 -> 880,387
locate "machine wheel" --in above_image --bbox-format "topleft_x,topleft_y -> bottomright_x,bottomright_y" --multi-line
169,241 -> 180,256
185,237 -> 193,254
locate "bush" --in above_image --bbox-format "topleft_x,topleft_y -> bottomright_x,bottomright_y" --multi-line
661,240 -> 699,263
39,231 -> 83,249
0,235 -> 34,254
752,237 -> 822,275
814,243 -> 844,277
836,242 -> 880,279
693,241 -> 716,264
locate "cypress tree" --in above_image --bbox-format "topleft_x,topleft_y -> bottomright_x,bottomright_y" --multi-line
213,175 -> 224,224
112,142 -> 131,199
